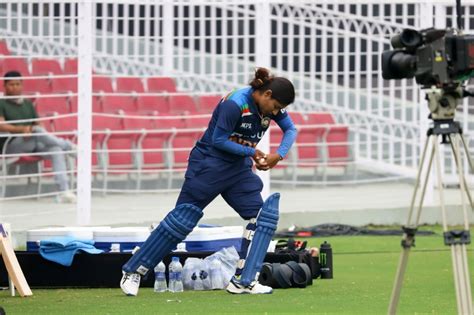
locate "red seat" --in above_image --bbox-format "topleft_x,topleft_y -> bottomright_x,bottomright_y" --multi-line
168,95 -> 197,114
304,111 -> 350,167
325,125 -> 350,165
102,95 -> 136,113
123,117 -> 166,169
93,115 -> 137,169
0,41 -> 11,55
51,77 -> 77,93
63,58 -> 78,74
147,77 -> 177,93
186,117 -> 209,128
35,97 -> 69,115
116,77 -> 145,93
31,59 -> 63,75
136,95 -> 170,114
1,57 -> 30,76
197,95 -> 222,113
70,96 -> 101,113
53,115 -> 78,133
22,78 -> 51,94
93,76 -> 114,93
306,112 -> 335,125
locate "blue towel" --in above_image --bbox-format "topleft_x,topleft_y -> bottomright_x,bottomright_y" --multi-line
39,236 -> 103,267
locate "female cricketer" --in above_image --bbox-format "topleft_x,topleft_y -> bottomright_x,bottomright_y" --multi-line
121,67 -> 297,295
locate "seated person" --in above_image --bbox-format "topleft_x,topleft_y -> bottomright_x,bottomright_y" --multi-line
0,71 -> 76,203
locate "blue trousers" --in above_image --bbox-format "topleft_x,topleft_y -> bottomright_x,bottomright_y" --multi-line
176,148 -> 263,220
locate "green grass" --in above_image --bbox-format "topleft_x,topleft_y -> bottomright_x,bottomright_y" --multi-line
1,233 -> 473,314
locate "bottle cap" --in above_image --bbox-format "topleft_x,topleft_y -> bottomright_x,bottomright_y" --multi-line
320,241 -> 331,248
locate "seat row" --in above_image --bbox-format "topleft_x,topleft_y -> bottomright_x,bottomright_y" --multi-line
2,111 -> 351,194
33,94 -> 223,116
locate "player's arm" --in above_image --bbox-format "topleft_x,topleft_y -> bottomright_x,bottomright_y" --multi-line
261,114 -> 297,170
212,100 -> 264,160
275,114 -> 297,159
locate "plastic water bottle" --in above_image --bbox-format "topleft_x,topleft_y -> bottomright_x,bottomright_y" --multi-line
209,259 -> 223,289
154,261 -> 167,293
169,257 -> 184,292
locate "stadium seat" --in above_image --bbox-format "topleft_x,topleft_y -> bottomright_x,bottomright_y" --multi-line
101,95 -> 136,113
186,116 -> 209,128
0,57 -> 30,76
93,77 -> 114,93
63,58 -> 78,74
0,41 -> 11,55
1,136 -> 43,198
168,95 -> 198,114
116,77 -> 145,93
325,125 -> 350,166
31,59 -> 63,75
22,78 -> 51,94
93,115 -> 140,193
136,95 -> 170,114
35,97 -> 69,115
197,95 -> 222,113
147,77 -> 177,93
51,77 -> 77,93
141,116 -> 187,187
306,112 -> 350,167
68,96 -> 99,114
53,115 -> 77,136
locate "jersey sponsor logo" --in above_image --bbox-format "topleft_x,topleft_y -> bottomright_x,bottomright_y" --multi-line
240,122 -> 252,129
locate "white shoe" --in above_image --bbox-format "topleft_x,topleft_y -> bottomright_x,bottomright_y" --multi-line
56,191 -> 77,203
226,277 -> 273,294
120,272 -> 141,296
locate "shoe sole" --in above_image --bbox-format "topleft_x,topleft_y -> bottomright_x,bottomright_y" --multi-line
226,288 -> 272,294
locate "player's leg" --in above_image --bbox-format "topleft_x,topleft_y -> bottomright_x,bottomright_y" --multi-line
222,171 -> 280,294
121,149 -> 230,296
121,203 -> 203,295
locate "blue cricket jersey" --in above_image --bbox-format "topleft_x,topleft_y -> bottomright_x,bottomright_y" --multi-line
195,87 -> 297,162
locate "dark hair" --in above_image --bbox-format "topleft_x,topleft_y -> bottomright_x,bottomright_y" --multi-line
4,70 -> 22,84
249,67 -> 295,106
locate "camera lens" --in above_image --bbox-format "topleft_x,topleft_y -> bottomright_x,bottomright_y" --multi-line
382,50 -> 417,80
391,29 -> 423,49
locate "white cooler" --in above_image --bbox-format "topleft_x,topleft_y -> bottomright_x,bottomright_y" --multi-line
93,227 -> 151,253
183,225 -> 243,252
26,226 -> 111,251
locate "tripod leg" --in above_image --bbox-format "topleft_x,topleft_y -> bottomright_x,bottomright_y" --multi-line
450,134 -> 474,212
459,133 -> 474,172
388,135 -> 435,315
447,135 -> 473,314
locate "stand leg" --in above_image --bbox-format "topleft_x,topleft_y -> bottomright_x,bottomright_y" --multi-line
450,134 -> 474,212
448,135 -> 473,314
388,136 -> 435,315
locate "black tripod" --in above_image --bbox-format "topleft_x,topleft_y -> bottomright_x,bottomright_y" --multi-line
388,119 -> 473,314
